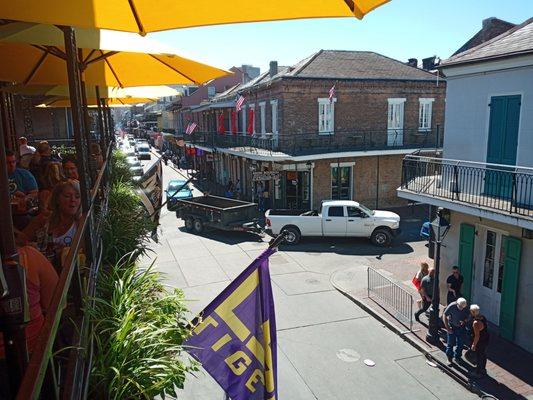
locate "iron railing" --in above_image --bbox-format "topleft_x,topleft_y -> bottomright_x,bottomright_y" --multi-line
367,267 -> 414,331
401,155 -> 533,219
183,128 -> 442,156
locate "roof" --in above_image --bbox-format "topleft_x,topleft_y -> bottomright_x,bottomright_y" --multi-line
283,50 -> 438,81
452,18 -> 516,56
442,18 -> 533,67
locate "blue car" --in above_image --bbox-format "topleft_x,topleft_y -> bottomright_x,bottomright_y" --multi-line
166,180 -> 193,210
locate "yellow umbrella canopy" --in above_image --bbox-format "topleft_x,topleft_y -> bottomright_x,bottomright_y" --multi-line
37,97 -> 152,107
0,0 -> 389,34
0,23 -> 229,87
2,83 -> 181,99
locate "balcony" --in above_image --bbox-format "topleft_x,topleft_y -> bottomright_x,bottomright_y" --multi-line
398,155 -> 533,228
183,128 -> 443,157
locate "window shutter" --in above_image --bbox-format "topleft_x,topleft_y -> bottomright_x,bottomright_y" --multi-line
500,236 -> 522,340
458,223 -> 475,301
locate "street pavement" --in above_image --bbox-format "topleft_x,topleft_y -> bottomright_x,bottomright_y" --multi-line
134,147 -> 477,400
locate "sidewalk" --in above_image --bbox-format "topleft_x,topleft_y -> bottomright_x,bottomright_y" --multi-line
332,264 -> 533,400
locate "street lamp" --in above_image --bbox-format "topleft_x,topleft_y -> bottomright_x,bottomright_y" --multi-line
426,207 -> 451,344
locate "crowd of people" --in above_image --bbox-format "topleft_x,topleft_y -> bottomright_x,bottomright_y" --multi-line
1,137 -> 102,360
413,262 -> 490,377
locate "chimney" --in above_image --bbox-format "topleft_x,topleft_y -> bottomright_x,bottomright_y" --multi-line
407,58 -> 418,68
269,61 -> 278,78
422,56 -> 436,71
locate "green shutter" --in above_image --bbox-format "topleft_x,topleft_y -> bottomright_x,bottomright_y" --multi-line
458,223 -> 475,302
500,236 -> 522,340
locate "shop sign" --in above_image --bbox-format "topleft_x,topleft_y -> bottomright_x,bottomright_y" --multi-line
253,171 -> 280,181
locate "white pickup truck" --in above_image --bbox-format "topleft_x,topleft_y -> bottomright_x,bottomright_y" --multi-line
265,200 -> 401,246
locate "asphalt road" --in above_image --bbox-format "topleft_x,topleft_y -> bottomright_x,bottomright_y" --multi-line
127,144 -> 476,400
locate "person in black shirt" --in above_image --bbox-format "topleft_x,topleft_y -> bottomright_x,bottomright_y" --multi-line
470,304 -> 490,377
446,266 -> 464,305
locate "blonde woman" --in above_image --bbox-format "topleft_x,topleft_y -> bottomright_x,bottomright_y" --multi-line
412,262 -> 429,309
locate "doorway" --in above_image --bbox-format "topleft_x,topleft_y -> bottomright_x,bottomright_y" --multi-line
473,227 -> 507,325
284,170 -> 310,210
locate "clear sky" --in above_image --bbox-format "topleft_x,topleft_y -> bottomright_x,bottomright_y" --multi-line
151,0 -> 533,73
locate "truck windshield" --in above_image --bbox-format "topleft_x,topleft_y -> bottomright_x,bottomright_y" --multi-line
359,204 -> 374,215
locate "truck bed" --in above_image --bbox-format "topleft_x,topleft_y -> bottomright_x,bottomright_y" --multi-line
267,209 -> 319,216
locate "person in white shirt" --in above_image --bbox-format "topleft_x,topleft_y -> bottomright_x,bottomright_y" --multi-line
19,136 -> 36,169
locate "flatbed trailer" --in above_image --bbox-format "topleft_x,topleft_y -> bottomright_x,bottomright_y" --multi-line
175,195 -> 262,234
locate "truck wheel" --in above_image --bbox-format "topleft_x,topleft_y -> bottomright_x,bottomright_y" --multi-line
193,219 -> 204,234
282,227 -> 301,245
184,217 -> 194,232
371,228 -> 392,247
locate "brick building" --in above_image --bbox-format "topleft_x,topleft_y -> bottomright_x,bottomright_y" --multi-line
185,50 -> 446,210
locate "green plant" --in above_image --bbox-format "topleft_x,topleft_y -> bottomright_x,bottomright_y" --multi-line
102,180 -> 155,265
88,258 -> 196,399
110,150 -> 134,184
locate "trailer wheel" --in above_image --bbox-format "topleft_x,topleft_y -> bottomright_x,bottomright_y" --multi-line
282,226 -> 301,245
184,217 -> 194,232
193,219 -> 204,234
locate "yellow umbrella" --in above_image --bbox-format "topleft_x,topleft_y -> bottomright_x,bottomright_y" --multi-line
0,0 -> 390,34
37,97 -> 152,107
0,23 -> 229,87
2,83 -> 181,99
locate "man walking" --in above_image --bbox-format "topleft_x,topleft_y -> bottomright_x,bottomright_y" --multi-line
443,297 -> 469,365
414,268 -> 435,322
446,266 -> 464,305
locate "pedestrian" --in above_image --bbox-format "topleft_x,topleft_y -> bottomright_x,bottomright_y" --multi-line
235,178 -> 241,200
412,262 -> 429,309
414,268 -> 435,322
469,304 -> 490,378
256,182 -> 264,212
443,297 -> 469,366
225,180 -> 234,198
446,266 -> 464,305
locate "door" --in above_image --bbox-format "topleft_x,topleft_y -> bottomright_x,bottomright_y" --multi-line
346,206 -> 369,237
331,166 -> 352,200
285,171 -> 310,210
473,229 -> 506,325
323,206 -> 347,236
387,100 -> 404,146
485,95 -> 521,198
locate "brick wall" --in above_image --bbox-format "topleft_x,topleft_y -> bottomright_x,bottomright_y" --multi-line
312,153 -> 413,209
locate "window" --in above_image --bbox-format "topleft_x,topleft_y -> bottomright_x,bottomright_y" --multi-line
419,98 -> 434,131
318,98 -> 336,134
387,98 -> 405,130
259,102 -> 266,134
331,166 -> 352,200
270,100 -> 278,134
483,230 -> 496,288
207,86 -> 216,98
328,206 -> 344,217
347,207 -> 366,218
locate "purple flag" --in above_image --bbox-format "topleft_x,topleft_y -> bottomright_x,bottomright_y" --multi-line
184,248 -> 278,400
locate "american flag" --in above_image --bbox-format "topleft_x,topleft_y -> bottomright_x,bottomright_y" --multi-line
235,95 -> 246,112
185,122 -> 198,135
329,85 -> 336,103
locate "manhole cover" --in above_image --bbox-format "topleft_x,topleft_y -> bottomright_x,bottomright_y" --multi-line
363,359 -> 376,367
336,349 -> 360,363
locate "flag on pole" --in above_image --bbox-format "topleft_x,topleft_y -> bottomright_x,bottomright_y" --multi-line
185,122 -> 198,135
236,95 -> 246,112
184,247 -> 278,400
137,159 -> 163,239
329,85 -> 336,103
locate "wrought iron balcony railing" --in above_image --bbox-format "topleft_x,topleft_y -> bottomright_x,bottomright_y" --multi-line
400,155 -> 533,219
182,128 -> 443,156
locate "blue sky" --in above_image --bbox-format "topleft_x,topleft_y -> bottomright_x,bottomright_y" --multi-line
151,0 -> 533,73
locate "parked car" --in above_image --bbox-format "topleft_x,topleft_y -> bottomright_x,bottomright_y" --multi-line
166,180 -> 193,210
265,200 -> 401,246
137,144 -> 151,160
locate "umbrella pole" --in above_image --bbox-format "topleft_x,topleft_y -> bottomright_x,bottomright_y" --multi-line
61,26 -> 94,263
0,99 -> 29,398
94,86 -> 106,160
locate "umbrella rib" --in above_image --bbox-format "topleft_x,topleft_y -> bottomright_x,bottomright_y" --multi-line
23,49 -> 49,85
128,0 -> 146,35
85,51 -> 119,65
84,49 -> 96,64
148,54 -> 197,84
343,0 -> 355,11
101,52 -> 124,88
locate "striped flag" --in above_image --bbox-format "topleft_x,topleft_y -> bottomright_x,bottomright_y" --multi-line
235,95 -> 246,112
185,122 -> 198,135
329,85 -> 336,103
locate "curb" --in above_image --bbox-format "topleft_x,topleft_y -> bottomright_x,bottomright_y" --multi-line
330,272 -> 486,398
